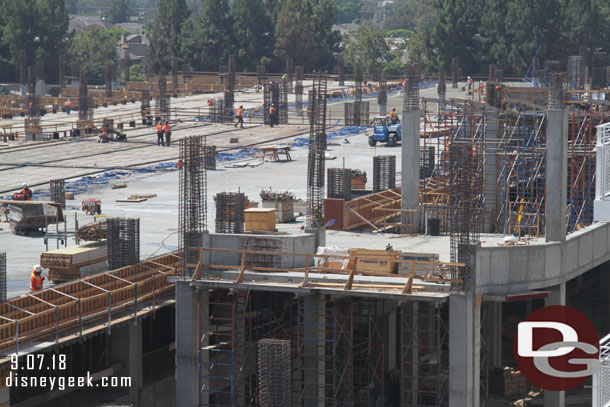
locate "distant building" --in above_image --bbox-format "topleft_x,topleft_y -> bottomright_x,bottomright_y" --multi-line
118,33 -> 150,78
68,15 -> 107,33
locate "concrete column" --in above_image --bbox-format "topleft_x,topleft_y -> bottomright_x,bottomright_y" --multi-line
378,103 -> 387,116
544,283 -> 565,407
401,109 -> 421,233
484,112 -> 499,233
387,306 -> 397,371
488,301 -> 502,369
0,386 -> 9,407
449,293 -> 480,407
175,281 -> 200,407
303,294 -> 325,407
35,80 -> 45,97
304,227 -> 325,250
111,321 -> 143,405
545,108 -> 568,242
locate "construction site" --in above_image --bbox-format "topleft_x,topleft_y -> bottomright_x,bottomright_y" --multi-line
0,50 -> 609,407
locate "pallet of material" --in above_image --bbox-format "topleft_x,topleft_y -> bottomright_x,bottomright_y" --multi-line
354,249 -> 400,273
397,252 -> 439,276
41,240 -> 107,282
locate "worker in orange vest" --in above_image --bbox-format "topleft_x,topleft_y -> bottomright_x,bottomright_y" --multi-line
164,121 -> 171,146
156,122 -> 164,146
269,104 -> 277,128
30,265 -> 45,291
65,99 -> 72,115
390,108 -> 399,124
20,183 -> 32,200
235,105 -> 244,129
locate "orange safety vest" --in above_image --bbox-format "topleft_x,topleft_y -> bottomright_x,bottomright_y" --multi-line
65,101 -> 72,107
156,124 -> 163,133
390,111 -> 396,119
30,271 -> 43,291
270,107 -> 276,115
237,108 -> 243,117
164,124 -> 171,133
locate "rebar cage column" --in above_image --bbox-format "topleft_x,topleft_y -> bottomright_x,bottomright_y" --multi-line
306,73 -> 328,228
50,179 -> 65,209
106,217 -> 140,270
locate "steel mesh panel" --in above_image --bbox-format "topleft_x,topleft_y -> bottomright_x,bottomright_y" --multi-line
107,218 -> 140,270
568,55 -> 585,89
215,192 -> 245,234
373,155 -> 396,192
258,339 -> 291,407
600,365 -> 610,406
50,179 -> 65,209
0,252 -> 6,303
327,168 -> 352,200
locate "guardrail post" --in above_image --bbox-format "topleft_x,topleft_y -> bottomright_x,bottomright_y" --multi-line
134,283 -> 138,324
107,292 -> 112,335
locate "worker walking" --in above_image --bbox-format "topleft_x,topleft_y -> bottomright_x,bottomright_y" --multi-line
30,265 -> 45,291
390,108 -> 399,124
21,183 -> 32,200
269,104 -> 277,128
164,121 -> 171,146
235,105 -> 244,128
65,99 -> 72,115
156,122 -> 164,146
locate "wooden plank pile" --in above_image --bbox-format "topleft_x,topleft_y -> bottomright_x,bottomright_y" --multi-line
40,240 -> 108,282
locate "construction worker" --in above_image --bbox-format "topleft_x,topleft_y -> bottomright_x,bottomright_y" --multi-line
467,76 -> 473,90
235,105 -> 244,128
164,121 -> 171,146
65,99 -> 72,115
30,265 -> 45,291
21,183 -> 32,200
282,73 -> 287,81
390,108 -> 399,124
156,121 -> 164,146
269,104 -> 277,128
98,131 -> 109,143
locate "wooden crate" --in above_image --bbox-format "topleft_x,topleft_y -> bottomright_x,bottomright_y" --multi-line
262,200 -> 295,222
245,208 -> 277,232
354,249 -> 399,273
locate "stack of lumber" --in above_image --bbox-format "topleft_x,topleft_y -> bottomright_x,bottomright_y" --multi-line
41,240 -> 107,282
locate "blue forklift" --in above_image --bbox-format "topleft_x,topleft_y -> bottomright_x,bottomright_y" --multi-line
368,116 -> 402,147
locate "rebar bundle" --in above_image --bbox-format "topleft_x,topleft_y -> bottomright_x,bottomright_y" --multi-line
104,62 -> 115,97
0,252 -> 6,303
179,136 -> 208,272
19,49 -> 26,84
438,71 -> 446,95
50,179 -> 65,209
79,74 -> 93,122
59,54 -> 66,87
203,145 -> 216,170
286,58 -> 294,92
215,192 -> 245,233
353,62 -> 363,126
157,74 -> 170,122
257,339 -> 291,407
76,219 -> 107,241
295,66 -> 304,116
306,72 -> 328,228
107,217 -> 140,270
264,81 -> 279,125
338,54 -> 345,85
141,89 -> 151,123
373,155 -> 396,192
567,56 -> 585,89
404,63 -> 420,111
451,57 -> 459,88
488,64 -> 497,82
448,143 -> 482,291
327,168 -> 352,200
256,64 -> 266,85
592,51 -> 607,89
279,81 -> 288,124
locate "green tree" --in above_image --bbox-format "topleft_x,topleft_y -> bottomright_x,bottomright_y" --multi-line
181,0 -> 233,71
148,0 -> 189,74
232,0 -> 273,71
103,0 -> 133,24
68,26 -> 118,84
336,0 -> 362,23
344,25 -> 390,76
274,0 -> 340,70
385,0 -> 437,32
37,0 -> 69,82
1,0 -> 39,76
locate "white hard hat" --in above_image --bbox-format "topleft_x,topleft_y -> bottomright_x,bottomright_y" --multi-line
22,182 -> 28,187
34,264 -> 43,273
